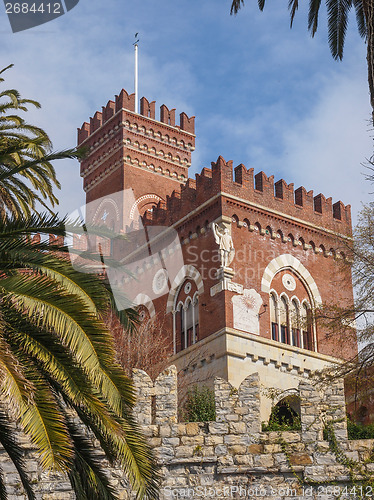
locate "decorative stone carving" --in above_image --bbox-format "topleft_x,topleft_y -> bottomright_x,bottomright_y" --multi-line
212,222 -> 235,268
232,288 -> 263,335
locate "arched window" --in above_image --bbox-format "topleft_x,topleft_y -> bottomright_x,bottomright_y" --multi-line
185,299 -> 193,348
193,294 -> 199,343
279,296 -> 289,344
301,302 -> 313,350
173,283 -> 199,353
291,300 -> 300,347
270,293 -> 278,341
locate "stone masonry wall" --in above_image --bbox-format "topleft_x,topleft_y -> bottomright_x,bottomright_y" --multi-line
3,365 -> 374,499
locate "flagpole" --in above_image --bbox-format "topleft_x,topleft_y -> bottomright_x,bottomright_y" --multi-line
134,34 -> 139,114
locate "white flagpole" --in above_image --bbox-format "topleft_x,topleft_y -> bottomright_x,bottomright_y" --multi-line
134,34 -> 139,114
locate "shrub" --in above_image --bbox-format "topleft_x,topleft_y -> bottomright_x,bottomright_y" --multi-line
183,386 -> 216,422
262,403 -> 301,432
347,418 -> 374,440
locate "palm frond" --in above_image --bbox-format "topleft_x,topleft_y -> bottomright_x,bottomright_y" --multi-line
326,0 -> 353,60
288,0 -> 299,27
64,417 -> 118,500
308,0 -> 322,35
230,0 -> 245,15
0,410 -> 36,499
21,374 -> 73,470
353,0 -> 367,39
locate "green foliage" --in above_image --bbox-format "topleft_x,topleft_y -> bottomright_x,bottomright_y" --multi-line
347,418 -> 374,440
183,386 -> 216,422
0,65 -> 158,498
230,0 -> 367,61
262,402 -> 301,432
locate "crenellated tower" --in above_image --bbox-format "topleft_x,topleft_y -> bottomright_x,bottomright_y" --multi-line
77,89 -> 195,226
76,91 -> 357,423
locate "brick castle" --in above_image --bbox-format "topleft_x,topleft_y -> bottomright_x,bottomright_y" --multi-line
76,89 -> 357,421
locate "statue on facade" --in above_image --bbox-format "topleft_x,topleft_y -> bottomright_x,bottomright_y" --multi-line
212,223 -> 235,268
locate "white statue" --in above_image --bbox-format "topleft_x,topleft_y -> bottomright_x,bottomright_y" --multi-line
212,223 -> 235,268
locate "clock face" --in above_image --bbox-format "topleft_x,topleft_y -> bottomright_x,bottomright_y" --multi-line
282,273 -> 296,292
91,198 -> 120,231
152,268 -> 169,295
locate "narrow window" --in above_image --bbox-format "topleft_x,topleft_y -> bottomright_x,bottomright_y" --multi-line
185,300 -> 193,348
279,297 -> 289,344
193,297 -> 199,343
270,294 -> 278,341
291,300 -> 300,347
179,306 -> 185,351
301,303 -> 313,350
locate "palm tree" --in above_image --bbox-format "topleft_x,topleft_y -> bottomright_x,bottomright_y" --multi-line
0,64 -> 77,218
0,213 -> 158,499
0,67 -> 159,498
230,0 -> 374,125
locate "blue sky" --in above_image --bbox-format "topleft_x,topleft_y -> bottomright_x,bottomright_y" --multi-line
1,0 -> 372,221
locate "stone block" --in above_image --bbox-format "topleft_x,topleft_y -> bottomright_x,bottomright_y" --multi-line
159,425 -> 171,438
148,437 -> 162,447
289,453 -> 313,466
215,444 -> 228,456
204,435 -> 224,446
209,423 -> 229,434
229,422 -> 246,434
224,435 -> 250,445
180,435 -> 204,446
228,445 -> 247,455
253,454 -> 274,468
175,446 -> 194,458
185,423 -> 200,436
234,454 -> 253,466
248,444 -> 263,454
171,424 -> 186,436
162,437 -> 180,446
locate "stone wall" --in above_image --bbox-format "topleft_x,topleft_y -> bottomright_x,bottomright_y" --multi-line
3,365 -> 374,499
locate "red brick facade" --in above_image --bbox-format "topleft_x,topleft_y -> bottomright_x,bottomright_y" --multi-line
77,89 -> 357,398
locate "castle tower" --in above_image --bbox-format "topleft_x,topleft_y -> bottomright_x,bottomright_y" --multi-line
76,92 -> 356,422
77,90 -> 195,228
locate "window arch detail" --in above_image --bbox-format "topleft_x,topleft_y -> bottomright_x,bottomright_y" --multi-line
269,289 -> 315,351
261,254 -> 322,307
166,265 -> 204,313
133,293 -> 156,318
173,288 -> 199,354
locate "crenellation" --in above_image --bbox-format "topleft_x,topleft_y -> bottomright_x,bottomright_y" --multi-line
115,88 -> 135,113
140,96 -> 156,119
102,99 -> 115,122
255,171 -> 271,192
77,121 -> 90,143
314,193 -> 325,214
140,156 -> 352,237
160,104 -> 176,127
77,89 -> 196,146
90,111 -> 102,132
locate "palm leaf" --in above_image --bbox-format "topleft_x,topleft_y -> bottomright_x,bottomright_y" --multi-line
230,0 -> 245,15
308,0 -> 322,35
21,373 -> 73,470
64,416 -> 118,500
0,410 -> 36,499
288,0 -> 299,27
326,0 -> 353,60
353,0 -> 367,39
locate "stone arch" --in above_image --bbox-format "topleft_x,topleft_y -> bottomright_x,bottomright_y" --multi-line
129,194 -> 162,219
133,293 -> 156,318
261,254 -> 322,306
92,198 -> 120,224
166,265 -> 204,313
